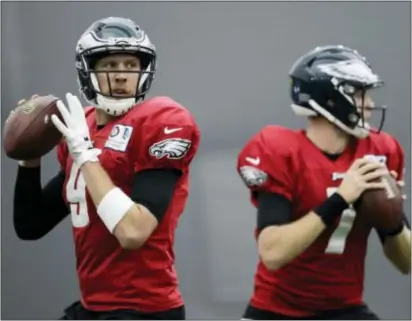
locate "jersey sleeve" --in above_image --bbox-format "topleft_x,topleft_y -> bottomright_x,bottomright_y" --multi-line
132,106 -> 201,173
237,126 -> 295,202
386,137 -> 406,181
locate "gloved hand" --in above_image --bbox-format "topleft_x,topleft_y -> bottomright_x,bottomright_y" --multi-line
51,93 -> 101,167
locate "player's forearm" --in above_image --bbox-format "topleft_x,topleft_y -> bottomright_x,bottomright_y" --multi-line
383,226 -> 411,274
258,212 -> 326,270
81,162 -> 156,249
81,161 -> 116,205
14,166 -> 69,240
258,193 -> 348,271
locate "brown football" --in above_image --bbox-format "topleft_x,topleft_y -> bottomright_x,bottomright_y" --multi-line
355,172 -> 404,232
3,95 -> 63,160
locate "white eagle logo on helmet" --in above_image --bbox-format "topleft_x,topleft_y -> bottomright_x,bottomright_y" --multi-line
149,138 -> 192,160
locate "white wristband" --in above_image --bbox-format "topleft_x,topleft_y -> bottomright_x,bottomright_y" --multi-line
97,187 -> 135,233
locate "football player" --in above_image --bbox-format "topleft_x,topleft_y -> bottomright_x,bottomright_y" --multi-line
237,45 -> 411,320
13,17 -> 200,320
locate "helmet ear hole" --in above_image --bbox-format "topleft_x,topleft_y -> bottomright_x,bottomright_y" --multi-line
77,70 -> 96,102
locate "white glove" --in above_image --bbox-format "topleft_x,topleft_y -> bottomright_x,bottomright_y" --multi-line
51,93 -> 101,167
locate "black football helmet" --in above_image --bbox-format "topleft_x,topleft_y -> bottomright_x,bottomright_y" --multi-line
75,17 -> 157,116
289,45 -> 385,138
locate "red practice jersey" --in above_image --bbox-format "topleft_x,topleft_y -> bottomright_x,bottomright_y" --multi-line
57,96 -> 200,312
237,125 -> 405,317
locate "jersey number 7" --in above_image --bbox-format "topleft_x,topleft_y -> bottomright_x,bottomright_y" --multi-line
324,187 -> 356,254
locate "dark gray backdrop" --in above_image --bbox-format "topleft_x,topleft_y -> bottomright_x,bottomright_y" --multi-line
1,2 -> 411,320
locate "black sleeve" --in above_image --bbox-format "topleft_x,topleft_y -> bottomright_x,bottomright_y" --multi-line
14,166 -> 69,240
257,191 -> 292,233
130,168 -> 182,222
376,214 -> 411,244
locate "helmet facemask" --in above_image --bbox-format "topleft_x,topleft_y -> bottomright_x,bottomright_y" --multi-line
78,48 -> 155,116
307,78 -> 386,139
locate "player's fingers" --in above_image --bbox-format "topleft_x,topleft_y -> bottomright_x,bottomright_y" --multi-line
51,114 -> 71,137
390,170 -> 399,179
65,93 -> 76,113
351,157 -> 372,170
357,161 -> 385,175
362,169 -> 388,182
363,181 -> 385,190
56,100 -> 75,127
71,93 -> 83,109
65,93 -> 80,116
66,93 -> 81,113
397,180 -> 405,188
69,94 -> 87,124
66,93 -> 85,125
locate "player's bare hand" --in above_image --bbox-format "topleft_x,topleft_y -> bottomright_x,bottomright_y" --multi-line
390,170 -> 407,200
337,158 -> 387,204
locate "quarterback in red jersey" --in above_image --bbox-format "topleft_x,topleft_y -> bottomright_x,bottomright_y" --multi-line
13,17 -> 199,320
237,45 -> 411,320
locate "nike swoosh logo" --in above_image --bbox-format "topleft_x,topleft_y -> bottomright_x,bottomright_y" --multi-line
245,157 -> 260,165
164,127 -> 182,134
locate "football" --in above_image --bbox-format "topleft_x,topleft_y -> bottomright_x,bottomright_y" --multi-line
3,95 -> 63,160
355,172 -> 404,232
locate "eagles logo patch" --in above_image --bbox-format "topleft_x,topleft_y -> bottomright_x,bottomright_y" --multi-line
149,138 -> 191,160
239,166 -> 268,187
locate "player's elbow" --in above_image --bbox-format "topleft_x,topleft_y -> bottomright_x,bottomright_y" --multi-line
114,221 -> 149,250
114,205 -> 157,250
15,229 -> 44,241
14,220 -> 45,241
117,230 -> 147,250
390,257 -> 410,275
399,265 -> 411,275
385,251 -> 411,275
383,232 -> 411,275
259,247 -> 288,271
15,229 -> 36,240
114,218 -> 148,250
258,227 -> 287,271
260,254 -> 284,271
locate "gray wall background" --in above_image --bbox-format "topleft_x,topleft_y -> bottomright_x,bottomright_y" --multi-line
1,2 -> 411,320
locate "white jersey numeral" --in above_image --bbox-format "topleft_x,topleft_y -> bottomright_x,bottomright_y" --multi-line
324,187 -> 356,254
66,163 -> 89,228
